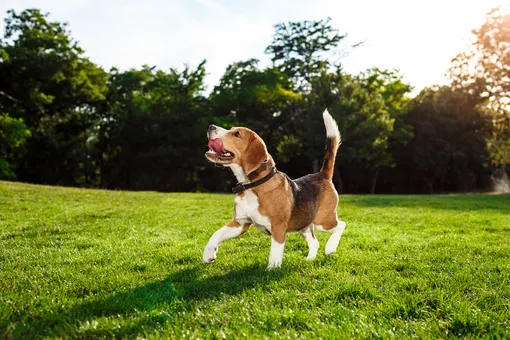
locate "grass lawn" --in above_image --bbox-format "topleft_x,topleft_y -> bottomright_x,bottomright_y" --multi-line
0,181 -> 509,339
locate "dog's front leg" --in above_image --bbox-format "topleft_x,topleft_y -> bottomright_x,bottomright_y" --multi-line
267,227 -> 286,270
203,219 -> 250,264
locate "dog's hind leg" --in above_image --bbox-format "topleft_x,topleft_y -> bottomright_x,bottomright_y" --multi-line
316,221 -> 346,255
313,182 -> 346,255
300,224 -> 319,261
203,219 -> 250,264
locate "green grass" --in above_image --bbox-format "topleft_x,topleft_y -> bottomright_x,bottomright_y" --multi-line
0,181 -> 509,339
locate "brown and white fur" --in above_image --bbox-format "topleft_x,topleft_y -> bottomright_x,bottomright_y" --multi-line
203,109 -> 346,269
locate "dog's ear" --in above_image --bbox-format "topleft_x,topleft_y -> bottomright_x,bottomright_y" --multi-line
243,136 -> 268,175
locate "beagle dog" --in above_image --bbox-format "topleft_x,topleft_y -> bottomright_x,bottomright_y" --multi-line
203,109 -> 346,269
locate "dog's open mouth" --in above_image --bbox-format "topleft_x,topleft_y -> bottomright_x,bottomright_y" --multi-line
206,149 -> 234,160
206,138 -> 234,161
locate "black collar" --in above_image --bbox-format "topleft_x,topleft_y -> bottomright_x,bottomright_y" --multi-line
232,167 -> 277,194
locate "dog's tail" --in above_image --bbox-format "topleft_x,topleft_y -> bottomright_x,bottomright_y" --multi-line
320,109 -> 341,180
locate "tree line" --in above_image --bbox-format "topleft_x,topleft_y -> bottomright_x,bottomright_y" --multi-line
1,8 -> 509,193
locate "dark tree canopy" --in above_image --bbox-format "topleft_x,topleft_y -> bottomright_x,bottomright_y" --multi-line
0,8 -> 506,193
0,9 -> 107,185
0,114 -> 30,179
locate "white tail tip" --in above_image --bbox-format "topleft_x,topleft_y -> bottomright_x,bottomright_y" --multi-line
323,109 -> 340,138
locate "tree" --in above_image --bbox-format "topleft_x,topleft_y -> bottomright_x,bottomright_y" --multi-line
210,59 -> 303,178
97,62 -> 210,191
265,18 -> 353,90
0,114 -> 30,179
0,8 -> 500,194
449,5 -> 510,169
0,9 -> 107,185
396,86 -> 492,193
304,68 -> 412,193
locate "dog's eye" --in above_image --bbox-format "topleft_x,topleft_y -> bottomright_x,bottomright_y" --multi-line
232,131 -> 241,138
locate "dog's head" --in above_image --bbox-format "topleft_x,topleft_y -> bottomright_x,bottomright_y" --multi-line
205,124 -> 268,175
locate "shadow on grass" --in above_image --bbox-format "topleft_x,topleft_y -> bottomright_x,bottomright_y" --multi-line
345,194 -> 510,213
19,264 -> 287,338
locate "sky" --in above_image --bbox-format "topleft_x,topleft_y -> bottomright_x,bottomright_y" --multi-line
0,0 -> 506,94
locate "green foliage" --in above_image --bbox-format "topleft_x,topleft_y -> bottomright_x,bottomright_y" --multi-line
450,5 -> 510,167
266,18 -> 348,90
0,9 -> 106,122
0,114 -> 30,179
0,8 -> 505,193
305,68 -> 413,192
211,59 -> 301,150
341,68 -> 412,169
1,181 -> 509,338
0,9 -> 107,185
394,86 -> 492,193
97,62 -> 209,191
487,131 -> 510,168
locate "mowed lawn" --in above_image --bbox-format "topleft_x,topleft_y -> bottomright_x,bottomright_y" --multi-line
0,181 -> 509,339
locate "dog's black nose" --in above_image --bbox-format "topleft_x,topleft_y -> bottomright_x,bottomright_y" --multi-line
208,125 -> 216,132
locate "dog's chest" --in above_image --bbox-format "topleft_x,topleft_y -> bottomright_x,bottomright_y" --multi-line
234,190 -> 271,234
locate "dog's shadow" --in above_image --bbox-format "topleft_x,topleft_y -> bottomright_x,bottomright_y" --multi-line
32,264 -> 288,338
170,263 -> 288,301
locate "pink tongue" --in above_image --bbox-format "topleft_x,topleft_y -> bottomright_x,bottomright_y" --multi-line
208,138 -> 224,153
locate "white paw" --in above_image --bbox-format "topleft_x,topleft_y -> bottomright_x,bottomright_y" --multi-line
325,240 -> 339,255
325,247 -> 336,256
306,243 -> 319,261
267,260 -> 282,270
325,238 -> 338,255
306,254 -> 317,261
203,246 -> 217,264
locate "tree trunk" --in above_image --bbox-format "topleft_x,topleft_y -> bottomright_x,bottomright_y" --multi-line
370,167 -> 380,194
84,135 -> 89,186
99,128 -> 104,188
425,178 -> 434,193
